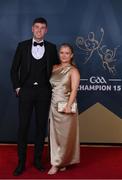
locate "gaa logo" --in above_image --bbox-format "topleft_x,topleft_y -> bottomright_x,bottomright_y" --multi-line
89,76 -> 107,84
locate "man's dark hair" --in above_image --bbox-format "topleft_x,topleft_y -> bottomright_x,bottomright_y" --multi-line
33,17 -> 47,26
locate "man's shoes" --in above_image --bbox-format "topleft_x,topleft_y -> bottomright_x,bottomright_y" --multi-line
33,160 -> 45,172
13,162 -> 25,176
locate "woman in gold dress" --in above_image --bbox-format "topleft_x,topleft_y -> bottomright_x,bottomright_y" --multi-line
48,43 -> 80,175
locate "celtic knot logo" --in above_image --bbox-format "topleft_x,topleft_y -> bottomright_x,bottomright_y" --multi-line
76,28 -> 119,75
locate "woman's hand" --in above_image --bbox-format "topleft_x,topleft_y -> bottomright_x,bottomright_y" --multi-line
64,104 -> 72,114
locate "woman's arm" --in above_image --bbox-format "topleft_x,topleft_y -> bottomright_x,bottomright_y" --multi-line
64,67 -> 80,113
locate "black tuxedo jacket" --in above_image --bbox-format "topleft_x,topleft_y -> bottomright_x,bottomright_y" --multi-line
10,39 -> 59,89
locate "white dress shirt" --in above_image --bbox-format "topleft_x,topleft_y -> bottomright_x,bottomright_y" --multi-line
31,38 -> 45,60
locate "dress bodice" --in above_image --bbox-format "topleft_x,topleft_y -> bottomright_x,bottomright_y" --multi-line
50,64 -> 72,104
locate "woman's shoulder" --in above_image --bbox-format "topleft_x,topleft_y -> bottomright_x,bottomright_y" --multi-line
52,64 -> 61,72
70,65 -> 80,78
70,65 -> 80,73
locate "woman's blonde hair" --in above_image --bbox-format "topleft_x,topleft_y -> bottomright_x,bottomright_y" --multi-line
59,43 -> 75,64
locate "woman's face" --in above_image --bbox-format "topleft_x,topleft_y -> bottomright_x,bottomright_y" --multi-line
59,46 -> 73,64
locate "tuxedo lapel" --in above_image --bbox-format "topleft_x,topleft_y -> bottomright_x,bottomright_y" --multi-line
26,39 -> 32,72
44,41 -> 51,78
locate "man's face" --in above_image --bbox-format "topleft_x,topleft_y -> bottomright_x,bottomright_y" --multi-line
32,22 -> 47,41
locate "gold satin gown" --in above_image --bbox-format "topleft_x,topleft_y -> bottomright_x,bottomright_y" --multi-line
49,64 -> 80,167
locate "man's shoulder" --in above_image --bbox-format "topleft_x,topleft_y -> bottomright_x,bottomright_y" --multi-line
44,40 -> 56,48
18,39 -> 32,46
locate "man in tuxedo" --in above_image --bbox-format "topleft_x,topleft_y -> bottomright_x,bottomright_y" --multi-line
10,17 -> 59,176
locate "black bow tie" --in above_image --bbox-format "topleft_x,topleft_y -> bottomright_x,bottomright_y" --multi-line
33,41 -> 44,46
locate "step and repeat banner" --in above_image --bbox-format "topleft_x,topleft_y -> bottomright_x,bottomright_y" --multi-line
0,0 -> 122,143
